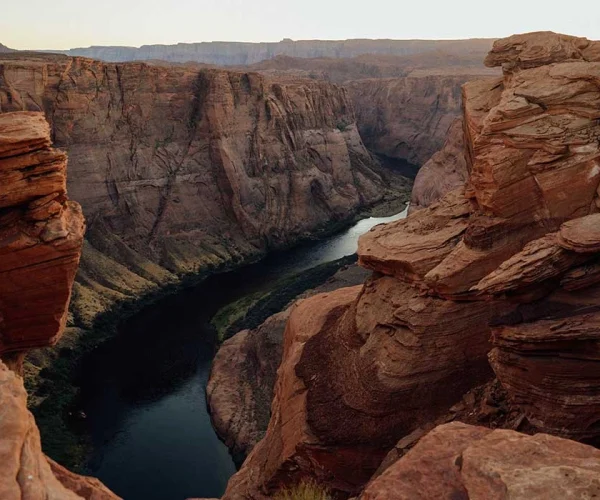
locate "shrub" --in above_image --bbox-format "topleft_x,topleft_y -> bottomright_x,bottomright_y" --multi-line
274,480 -> 332,500
336,121 -> 350,132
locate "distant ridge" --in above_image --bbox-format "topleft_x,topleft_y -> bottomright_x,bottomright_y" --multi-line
48,38 -> 496,66
0,43 -> 15,53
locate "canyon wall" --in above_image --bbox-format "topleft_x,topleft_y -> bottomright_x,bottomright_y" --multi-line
222,32 -> 600,499
246,52 -> 499,165
0,52 -> 391,320
409,118 -> 467,212
55,39 -> 495,65
347,75 -> 472,165
0,112 -> 84,369
0,112 -> 117,499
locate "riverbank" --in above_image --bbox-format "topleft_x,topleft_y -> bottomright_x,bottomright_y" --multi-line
24,187 -> 410,471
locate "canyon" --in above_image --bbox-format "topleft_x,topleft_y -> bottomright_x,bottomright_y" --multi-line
0,51 -> 399,327
215,31 -> 600,499
1,30 -> 600,500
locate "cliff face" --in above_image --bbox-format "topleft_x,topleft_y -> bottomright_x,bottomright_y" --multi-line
246,52 -> 499,166
57,39 -> 495,65
360,422 -> 600,500
0,53 -> 387,316
223,32 -> 600,499
207,264 -> 371,464
0,112 -> 117,499
347,75 -> 476,165
0,112 -> 85,369
409,118 -> 467,212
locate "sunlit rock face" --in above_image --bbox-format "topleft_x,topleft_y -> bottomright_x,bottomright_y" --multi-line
0,112 -> 117,500
223,32 -> 600,498
0,112 -> 85,368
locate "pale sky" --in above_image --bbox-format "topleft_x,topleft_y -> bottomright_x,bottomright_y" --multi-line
3,0 -> 599,50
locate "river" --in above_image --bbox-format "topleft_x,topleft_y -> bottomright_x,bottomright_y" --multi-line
79,206 -> 409,500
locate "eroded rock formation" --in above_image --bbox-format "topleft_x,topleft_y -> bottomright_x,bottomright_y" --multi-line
0,52 -> 394,316
0,112 -> 85,369
207,264 -> 371,463
409,118 -> 467,212
0,112 -> 117,499
347,74 -> 490,166
223,32 -> 600,498
360,422 -> 600,500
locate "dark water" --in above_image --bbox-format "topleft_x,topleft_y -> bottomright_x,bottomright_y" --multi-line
79,206 -> 408,500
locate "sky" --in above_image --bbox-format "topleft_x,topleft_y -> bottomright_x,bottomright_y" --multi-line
2,0 -> 599,50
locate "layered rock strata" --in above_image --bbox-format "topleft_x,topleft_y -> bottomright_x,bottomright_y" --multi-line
0,52 -> 390,316
347,75 -> 488,165
0,112 -> 117,499
0,112 -> 85,367
207,264 -> 371,463
409,118 -> 467,212
57,39 -> 496,65
223,32 -> 600,498
360,422 -> 600,500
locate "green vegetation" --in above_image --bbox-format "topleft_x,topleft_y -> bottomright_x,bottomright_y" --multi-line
274,480 -> 332,500
336,121 -> 350,132
213,254 -> 357,341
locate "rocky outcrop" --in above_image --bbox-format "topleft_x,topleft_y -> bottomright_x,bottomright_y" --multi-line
223,32 -> 600,499
0,360 -> 119,500
0,52 -> 391,317
360,422 -> 600,499
0,112 -> 117,499
207,264 -> 371,463
208,310 -> 289,464
248,51 -> 498,166
409,118 -> 467,212
0,112 -> 85,368
57,39 -> 495,65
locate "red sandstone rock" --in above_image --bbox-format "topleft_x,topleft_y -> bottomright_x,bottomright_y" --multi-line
224,32 -> 600,498
358,188 -> 471,282
360,422 -> 600,500
484,31 -> 600,70
0,54 -> 384,277
0,112 -> 116,499
0,112 -> 85,360
0,361 -> 120,500
207,264 -> 372,464
409,118 -> 468,213
207,310 -> 289,462
472,233 -> 588,297
558,214 -> 600,253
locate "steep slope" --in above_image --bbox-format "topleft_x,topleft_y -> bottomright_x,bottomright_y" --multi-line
0,112 -> 117,499
0,52 -> 391,317
223,32 -> 600,499
55,39 -> 495,65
